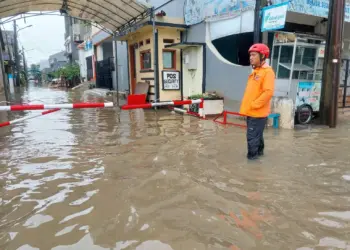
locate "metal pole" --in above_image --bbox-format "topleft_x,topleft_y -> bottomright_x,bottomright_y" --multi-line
0,29 -> 9,101
152,8 -> 159,103
320,0 -> 345,128
342,59 -> 349,108
69,17 -> 74,64
253,0 -> 262,43
113,33 -> 119,107
13,20 -> 20,87
22,46 -> 28,84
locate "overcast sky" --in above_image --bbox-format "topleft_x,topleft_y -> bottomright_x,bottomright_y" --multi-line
2,13 -> 65,66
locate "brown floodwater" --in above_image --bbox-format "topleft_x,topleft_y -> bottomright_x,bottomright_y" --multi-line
1,86 -> 350,250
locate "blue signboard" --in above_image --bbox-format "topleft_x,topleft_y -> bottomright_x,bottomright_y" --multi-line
84,40 -> 92,51
184,0 -> 256,25
272,0 -> 350,22
261,2 -> 289,32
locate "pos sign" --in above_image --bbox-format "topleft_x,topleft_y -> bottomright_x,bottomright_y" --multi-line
162,70 -> 180,90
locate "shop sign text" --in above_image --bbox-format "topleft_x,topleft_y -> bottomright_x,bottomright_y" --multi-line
162,71 -> 180,90
261,2 -> 289,32
272,0 -> 350,23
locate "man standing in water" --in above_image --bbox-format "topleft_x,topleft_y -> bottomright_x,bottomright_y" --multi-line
240,43 -> 275,160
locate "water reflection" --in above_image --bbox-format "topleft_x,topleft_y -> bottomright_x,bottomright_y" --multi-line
1,86 -> 350,249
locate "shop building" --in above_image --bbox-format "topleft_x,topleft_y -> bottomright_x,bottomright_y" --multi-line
118,16 -> 186,102
78,25 -> 129,92
119,0 -> 350,121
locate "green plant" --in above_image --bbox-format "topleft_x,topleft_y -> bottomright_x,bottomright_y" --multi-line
51,63 -> 80,80
188,92 -> 223,100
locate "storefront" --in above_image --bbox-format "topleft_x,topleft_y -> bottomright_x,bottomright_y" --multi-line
270,31 -> 325,124
118,18 -> 187,102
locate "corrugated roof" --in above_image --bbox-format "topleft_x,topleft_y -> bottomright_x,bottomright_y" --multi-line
0,0 -> 151,32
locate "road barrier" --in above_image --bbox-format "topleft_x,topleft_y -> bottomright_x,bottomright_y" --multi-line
213,111 -> 247,128
0,102 -> 113,111
0,108 -> 60,127
121,99 -> 205,118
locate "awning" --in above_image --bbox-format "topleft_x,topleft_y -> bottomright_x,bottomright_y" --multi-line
165,42 -> 205,50
0,0 -> 151,32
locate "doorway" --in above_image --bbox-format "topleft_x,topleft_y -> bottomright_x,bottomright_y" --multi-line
86,56 -> 93,81
96,57 -> 114,90
129,44 -> 137,94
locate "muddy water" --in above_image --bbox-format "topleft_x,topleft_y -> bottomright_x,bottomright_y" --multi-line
1,86 -> 350,250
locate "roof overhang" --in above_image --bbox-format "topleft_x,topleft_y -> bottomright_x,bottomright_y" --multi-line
118,21 -> 188,38
165,42 -> 205,50
0,0 -> 152,33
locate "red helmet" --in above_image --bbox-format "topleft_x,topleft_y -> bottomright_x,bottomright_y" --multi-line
248,43 -> 270,59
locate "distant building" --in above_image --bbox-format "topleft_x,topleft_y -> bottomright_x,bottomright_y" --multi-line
1,29 -> 16,91
48,51 -> 68,72
64,16 -> 86,63
41,67 -> 52,82
1,30 -> 15,74
39,59 -> 50,70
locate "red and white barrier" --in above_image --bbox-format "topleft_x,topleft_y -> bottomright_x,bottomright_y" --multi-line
122,99 -> 204,117
172,107 -> 205,118
0,102 -> 113,111
0,108 -> 60,128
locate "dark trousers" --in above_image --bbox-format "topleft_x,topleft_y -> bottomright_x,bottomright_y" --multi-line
246,117 -> 267,159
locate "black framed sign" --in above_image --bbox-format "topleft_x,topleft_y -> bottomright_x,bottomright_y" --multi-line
162,70 -> 180,90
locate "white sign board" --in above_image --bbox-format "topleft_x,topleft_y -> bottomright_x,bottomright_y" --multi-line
318,45 -> 325,58
261,2 -> 289,32
162,71 -> 180,90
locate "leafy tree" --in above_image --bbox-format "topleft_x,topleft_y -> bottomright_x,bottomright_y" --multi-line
48,63 -> 81,87
29,64 -> 41,81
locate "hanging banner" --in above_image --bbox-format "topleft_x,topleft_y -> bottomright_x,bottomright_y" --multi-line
261,2 -> 289,32
272,0 -> 350,22
296,81 -> 322,112
184,0 -> 256,25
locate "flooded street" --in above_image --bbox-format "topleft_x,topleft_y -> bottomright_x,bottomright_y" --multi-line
1,86 -> 350,250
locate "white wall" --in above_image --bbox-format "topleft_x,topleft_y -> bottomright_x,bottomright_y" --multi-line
112,40 -> 129,92
182,46 -> 203,98
78,49 -> 87,80
209,9 -> 254,40
91,25 -> 100,36
96,45 -> 103,61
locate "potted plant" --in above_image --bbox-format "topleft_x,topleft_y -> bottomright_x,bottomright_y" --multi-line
187,92 -> 224,115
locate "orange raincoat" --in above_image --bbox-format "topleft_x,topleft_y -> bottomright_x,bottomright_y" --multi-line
239,64 -> 275,118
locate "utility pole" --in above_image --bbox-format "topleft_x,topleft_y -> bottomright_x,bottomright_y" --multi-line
253,0 -> 262,43
319,0 -> 346,128
69,16 -> 74,64
0,28 -> 10,101
13,20 -> 20,87
22,46 -> 28,83
113,33 -> 119,107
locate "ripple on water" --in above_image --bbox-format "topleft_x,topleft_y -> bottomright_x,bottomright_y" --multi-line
1,87 -> 350,249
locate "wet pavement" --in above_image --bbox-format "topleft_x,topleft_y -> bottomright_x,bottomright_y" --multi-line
1,86 -> 350,250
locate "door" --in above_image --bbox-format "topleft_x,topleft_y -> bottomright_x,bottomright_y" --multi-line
95,57 -> 114,90
129,44 -> 137,94
86,56 -> 93,81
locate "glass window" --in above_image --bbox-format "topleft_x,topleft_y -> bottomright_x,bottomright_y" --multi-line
278,45 -> 294,79
272,46 -> 279,73
302,48 -> 317,68
140,50 -> 152,70
280,46 -> 294,64
163,50 -> 175,69
278,65 -> 290,79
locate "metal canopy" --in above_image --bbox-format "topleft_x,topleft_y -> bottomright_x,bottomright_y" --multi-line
165,42 -> 205,50
0,0 -> 151,32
